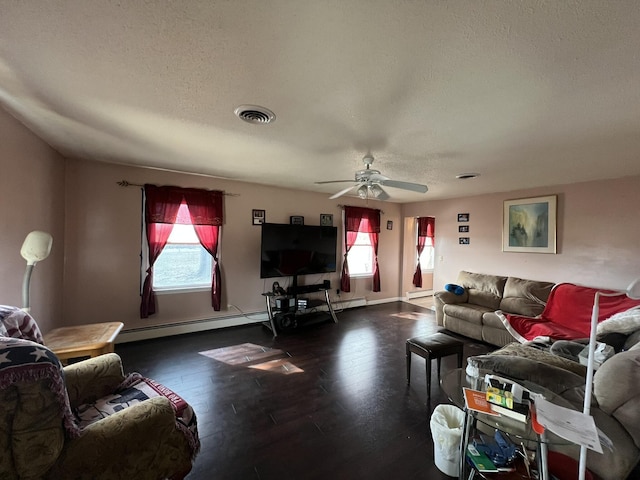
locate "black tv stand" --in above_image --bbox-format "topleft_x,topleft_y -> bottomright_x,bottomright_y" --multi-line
262,279 -> 338,337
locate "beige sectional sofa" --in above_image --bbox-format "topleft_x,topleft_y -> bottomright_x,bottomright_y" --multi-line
434,271 -> 554,347
468,342 -> 640,480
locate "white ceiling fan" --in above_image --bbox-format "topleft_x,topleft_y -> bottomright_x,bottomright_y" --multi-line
315,154 -> 429,200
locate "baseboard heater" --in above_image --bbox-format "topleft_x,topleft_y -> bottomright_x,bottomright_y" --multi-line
406,289 -> 434,300
117,312 -> 269,344
117,297 -> 369,343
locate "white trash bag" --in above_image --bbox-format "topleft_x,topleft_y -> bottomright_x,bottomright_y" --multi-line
430,404 -> 465,477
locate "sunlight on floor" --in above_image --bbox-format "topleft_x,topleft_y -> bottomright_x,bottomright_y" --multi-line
391,312 -> 433,321
407,295 -> 435,310
199,342 -> 304,374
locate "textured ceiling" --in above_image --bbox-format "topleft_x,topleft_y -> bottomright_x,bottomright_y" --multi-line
1,1 -> 640,202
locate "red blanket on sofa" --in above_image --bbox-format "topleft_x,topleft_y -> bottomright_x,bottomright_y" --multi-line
497,283 -> 640,342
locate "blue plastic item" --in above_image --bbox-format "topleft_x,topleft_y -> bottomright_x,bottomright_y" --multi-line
445,283 -> 465,296
472,431 -> 518,467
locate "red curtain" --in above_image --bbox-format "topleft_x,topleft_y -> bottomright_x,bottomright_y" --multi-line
141,185 -> 224,318
183,189 -> 224,311
341,206 -> 381,292
141,185 -> 183,318
412,217 -> 435,287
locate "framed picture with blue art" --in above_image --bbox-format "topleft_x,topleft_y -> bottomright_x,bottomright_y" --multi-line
503,195 -> 557,253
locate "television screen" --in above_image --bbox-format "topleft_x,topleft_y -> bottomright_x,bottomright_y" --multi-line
260,223 -> 338,278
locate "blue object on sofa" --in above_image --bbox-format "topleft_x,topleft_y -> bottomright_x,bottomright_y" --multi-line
445,283 -> 465,296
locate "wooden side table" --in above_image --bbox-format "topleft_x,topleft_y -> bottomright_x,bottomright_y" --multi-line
43,321 -> 124,365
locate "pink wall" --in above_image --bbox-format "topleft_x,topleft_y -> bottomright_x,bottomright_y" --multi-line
0,108 -> 66,331
3,108 -> 639,335
62,158 -> 403,332
402,177 -> 640,292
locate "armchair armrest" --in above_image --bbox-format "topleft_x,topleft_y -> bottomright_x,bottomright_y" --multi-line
63,353 -> 125,408
48,397 -> 192,479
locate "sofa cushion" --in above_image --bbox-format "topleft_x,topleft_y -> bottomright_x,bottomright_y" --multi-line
482,312 -> 505,328
499,277 -> 554,317
490,342 -> 587,376
443,303 -> 491,325
456,271 -> 506,310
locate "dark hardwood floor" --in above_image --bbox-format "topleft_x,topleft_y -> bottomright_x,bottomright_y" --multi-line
116,302 -> 494,480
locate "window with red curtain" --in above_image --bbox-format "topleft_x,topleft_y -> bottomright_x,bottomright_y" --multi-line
341,206 -> 381,292
141,185 -> 224,318
413,216 -> 435,288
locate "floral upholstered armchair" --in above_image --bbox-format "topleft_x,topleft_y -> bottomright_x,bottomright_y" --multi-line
0,306 -> 200,480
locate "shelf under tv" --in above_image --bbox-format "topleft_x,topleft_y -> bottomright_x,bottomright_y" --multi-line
261,286 -> 338,337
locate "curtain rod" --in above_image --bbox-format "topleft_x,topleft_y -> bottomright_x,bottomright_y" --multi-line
337,204 -> 384,214
117,180 -> 239,196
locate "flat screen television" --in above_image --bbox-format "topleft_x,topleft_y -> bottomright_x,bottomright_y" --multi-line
260,223 -> 338,279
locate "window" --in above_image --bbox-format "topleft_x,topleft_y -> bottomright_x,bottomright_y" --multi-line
140,184 -> 224,318
418,236 -> 435,271
341,206 -> 381,292
413,216 -> 435,288
346,230 -> 374,276
151,204 -> 212,290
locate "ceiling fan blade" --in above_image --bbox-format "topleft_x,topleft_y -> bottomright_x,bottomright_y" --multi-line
378,179 -> 428,193
367,173 -> 389,182
374,186 -> 390,201
329,184 -> 358,199
315,180 -> 354,185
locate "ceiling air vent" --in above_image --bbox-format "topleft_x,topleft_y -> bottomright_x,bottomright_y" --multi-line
234,105 -> 276,124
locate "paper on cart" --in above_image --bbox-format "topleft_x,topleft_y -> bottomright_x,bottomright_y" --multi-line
533,396 -> 603,453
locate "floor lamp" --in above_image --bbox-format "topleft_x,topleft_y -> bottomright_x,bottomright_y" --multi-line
20,230 -> 53,312
579,277 -> 640,480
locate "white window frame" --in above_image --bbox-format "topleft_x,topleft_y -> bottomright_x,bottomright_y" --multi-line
141,203 -> 214,294
418,235 -> 435,273
346,230 -> 375,278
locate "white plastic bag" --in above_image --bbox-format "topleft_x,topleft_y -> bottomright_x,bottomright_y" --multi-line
430,404 -> 465,476
579,342 -> 614,369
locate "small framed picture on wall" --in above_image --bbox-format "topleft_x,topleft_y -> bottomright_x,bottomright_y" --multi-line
459,237 -> 470,245
252,209 -> 265,225
457,213 -> 469,222
320,214 -> 333,226
290,216 -> 304,225
459,225 -> 469,233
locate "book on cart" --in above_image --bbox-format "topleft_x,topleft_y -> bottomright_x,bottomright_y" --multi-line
463,387 -> 499,416
489,400 -> 531,423
466,444 -> 499,473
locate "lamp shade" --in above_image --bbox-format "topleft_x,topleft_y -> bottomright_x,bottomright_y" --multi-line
20,231 -> 53,265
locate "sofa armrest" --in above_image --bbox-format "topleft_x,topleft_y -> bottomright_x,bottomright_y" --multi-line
63,353 -> 125,408
434,289 -> 469,326
48,396 -> 192,479
594,349 -> 640,448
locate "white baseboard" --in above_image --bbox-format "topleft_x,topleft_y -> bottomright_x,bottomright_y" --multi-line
406,289 -> 434,300
117,312 -> 269,343
117,296 -> 406,343
367,296 -> 403,305
332,297 -> 367,309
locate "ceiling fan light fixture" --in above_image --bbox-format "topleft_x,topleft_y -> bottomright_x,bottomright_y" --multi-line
369,184 -> 384,198
357,185 -> 368,198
